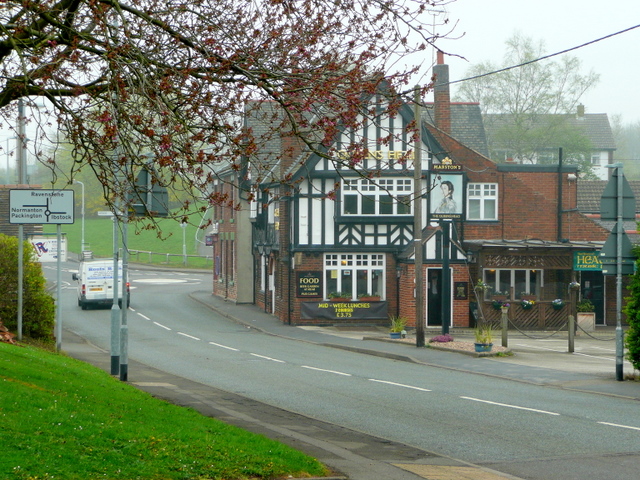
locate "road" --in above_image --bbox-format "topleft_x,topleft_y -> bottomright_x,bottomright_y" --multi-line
45,261 -> 640,480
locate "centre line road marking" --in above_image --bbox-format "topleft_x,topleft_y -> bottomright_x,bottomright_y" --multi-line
369,379 -> 431,392
153,322 -> 171,331
137,313 -> 151,321
598,422 -> 640,431
460,396 -> 560,416
250,353 -> 285,363
301,366 -> 352,376
209,342 -> 239,351
178,332 -> 200,341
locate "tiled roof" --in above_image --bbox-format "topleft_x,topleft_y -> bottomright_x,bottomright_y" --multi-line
577,179 -> 640,213
484,113 -> 616,151
423,102 -> 489,157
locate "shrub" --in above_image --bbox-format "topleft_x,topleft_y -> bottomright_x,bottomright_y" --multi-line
429,334 -> 454,343
624,252 -> 640,370
0,234 -> 55,340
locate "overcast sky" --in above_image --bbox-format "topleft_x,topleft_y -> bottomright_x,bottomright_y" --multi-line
426,0 -> 640,125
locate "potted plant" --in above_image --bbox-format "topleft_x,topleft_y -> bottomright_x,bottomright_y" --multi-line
552,298 -> 565,310
474,324 -> 493,352
357,292 -> 381,302
576,299 -> 596,332
389,315 -> 407,339
328,292 -> 351,302
520,291 -> 536,301
491,290 -> 507,302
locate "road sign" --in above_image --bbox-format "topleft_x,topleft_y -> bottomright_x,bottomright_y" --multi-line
9,189 -> 74,224
600,170 -> 636,221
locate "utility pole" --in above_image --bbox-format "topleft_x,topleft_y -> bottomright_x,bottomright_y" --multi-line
413,86 -> 425,347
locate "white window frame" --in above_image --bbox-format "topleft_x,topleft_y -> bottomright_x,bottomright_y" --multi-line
467,183 -> 498,220
324,253 -> 385,300
482,268 -> 543,300
341,178 -> 413,216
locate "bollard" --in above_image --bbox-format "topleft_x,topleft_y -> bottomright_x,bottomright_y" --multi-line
568,314 -> 575,353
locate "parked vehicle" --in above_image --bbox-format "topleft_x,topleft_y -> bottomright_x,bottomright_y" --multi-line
72,259 -> 130,310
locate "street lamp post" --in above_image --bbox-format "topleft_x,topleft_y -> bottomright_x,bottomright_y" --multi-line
73,179 -> 85,255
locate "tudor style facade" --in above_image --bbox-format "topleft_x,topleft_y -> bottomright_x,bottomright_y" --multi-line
214,55 -> 620,330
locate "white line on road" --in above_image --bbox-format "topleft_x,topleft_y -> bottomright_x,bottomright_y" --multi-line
250,353 -> 285,363
460,396 -> 560,416
301,366 -> 352,376
137,312 -> 151,321
177,332 -> 200,341
209,342 -> 239,351
598,421 -> 640,431
369,379 -> 431,391
153,322 -> 171,331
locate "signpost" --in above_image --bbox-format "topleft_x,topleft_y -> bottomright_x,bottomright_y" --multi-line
9,189 -> 74,350
599,165 -> 635,381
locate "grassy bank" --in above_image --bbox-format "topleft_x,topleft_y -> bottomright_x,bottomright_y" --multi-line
43,218 -> 212,268
0,342 -> 328,480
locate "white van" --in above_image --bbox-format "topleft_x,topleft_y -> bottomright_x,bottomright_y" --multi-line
72,259 -> 130,310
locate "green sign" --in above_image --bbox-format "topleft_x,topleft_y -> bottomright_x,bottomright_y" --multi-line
573,251 -> 602,271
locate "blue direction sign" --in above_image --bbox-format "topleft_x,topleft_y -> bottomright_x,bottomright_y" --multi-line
9,189 -> 75,224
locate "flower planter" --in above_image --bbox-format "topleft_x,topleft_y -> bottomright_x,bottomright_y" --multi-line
552,303 -> 564,310
358,297 -> 380,302
330,298 -> 350,302
474,342 -> 493,353
389,332 -> 402,339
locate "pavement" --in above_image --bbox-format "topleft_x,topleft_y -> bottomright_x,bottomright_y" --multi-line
61,286 -> 640,480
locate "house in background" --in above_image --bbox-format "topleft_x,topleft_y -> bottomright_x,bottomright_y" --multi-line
483,106 -> 616,180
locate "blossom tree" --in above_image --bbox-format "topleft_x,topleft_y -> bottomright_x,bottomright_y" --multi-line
0,0 -> 453,224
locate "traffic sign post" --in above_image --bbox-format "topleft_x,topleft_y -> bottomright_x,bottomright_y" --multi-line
600,164 -> 636,381
9,189 -> 75,350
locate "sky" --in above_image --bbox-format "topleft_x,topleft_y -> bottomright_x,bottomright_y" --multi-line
2,0 -> 640,178
425,0 -> 640,125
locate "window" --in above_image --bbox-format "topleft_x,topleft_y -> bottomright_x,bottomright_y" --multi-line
467,183 -> 497,220
324,253 -> 385,300
342,178 -> 412,216
591,153 -> 601,165
483,269 -> 542,300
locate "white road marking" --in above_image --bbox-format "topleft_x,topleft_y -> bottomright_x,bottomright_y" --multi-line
137,313 -> 151,321
368,379 -> 431,391
598,422 -> 640,431
301,366 -> 352,376
177,332 -> 200,341
209,342 -> 239,351
250,353 -> 285,363
133,278 -> 189,284
460,396 -> 560,416
153,322 -> 171,331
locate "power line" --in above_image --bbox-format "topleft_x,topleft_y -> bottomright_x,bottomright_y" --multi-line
448,24 -> 640,86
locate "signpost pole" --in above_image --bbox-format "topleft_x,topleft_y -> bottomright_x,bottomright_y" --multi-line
56,224 -> 62,351
413,86 -> 425,347
615,165 -> 624,381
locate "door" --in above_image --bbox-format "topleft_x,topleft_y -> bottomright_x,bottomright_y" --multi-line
581,271 -> 605,325
427,269 -> 442,326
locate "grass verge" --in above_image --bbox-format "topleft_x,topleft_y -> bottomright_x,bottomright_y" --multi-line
0,342 -> 329,480
43,218 -> 212,268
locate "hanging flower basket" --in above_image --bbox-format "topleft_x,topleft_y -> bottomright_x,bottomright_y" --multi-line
521,299 -> 535,310
492,300 -> 503,310
552,299 -> 565,310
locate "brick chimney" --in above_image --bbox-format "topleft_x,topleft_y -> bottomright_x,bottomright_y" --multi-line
433,51 -> 451,134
